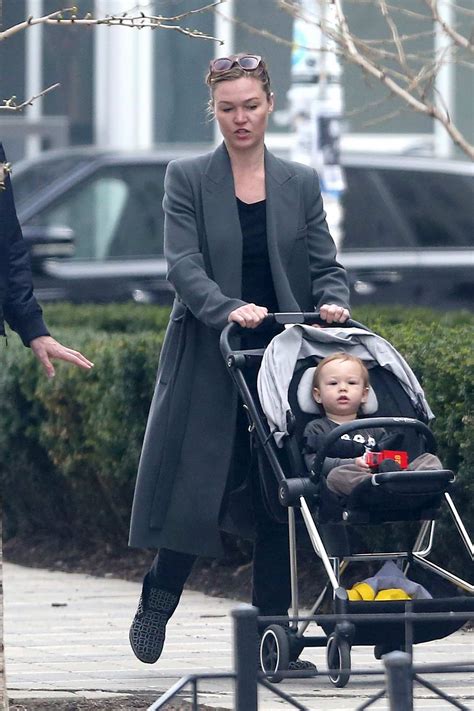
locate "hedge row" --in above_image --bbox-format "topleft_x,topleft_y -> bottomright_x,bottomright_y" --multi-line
1,304 -> 473,577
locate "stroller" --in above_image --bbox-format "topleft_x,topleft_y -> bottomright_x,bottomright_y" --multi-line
220,312 -> 474,687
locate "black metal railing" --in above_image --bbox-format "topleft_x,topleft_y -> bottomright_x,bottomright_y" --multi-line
148,605 -> 474,711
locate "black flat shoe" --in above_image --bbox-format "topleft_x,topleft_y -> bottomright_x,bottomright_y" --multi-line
129,575 -> 179,664
288,658 -> 317,671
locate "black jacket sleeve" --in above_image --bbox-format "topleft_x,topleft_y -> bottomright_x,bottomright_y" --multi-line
0,143 -> 49,346
303,417 -> 385,476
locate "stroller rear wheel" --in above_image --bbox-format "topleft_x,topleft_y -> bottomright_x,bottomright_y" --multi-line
327,633 -> 351,688
260,624 -> 290,683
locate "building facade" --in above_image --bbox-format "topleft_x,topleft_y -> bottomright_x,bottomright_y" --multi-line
0,0 -> 472,162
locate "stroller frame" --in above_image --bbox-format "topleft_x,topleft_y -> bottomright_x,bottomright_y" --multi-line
220,313 -> 474,687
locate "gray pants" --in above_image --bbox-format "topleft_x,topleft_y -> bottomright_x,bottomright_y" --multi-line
326,453 -> 443,497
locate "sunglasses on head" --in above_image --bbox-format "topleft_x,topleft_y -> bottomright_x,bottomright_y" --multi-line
209,55 -> 262,73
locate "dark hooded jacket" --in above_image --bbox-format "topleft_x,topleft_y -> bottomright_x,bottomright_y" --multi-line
0,143 -> 49,345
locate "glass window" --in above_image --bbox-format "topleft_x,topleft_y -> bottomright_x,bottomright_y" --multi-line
341,167 -> 417,250
26,163 -> 167,259
375,168 -> 474,248
13,156 -> 92,207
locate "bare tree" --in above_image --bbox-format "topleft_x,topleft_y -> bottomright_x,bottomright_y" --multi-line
0,2 -> 223,112
216,0 -> 473,159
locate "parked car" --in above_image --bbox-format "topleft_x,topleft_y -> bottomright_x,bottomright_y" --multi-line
12,146 -> 474,309
340,154 -> 474,310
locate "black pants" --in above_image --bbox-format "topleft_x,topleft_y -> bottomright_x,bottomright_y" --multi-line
149,382 -> 291,621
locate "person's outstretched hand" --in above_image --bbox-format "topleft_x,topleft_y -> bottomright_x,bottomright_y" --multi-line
30,335 -> 94,379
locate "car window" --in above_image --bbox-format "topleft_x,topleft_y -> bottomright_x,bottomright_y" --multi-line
374,168 -> 474,248
26,163 -> 167,259
13,156 -> 92,207
340,167 -> 417,250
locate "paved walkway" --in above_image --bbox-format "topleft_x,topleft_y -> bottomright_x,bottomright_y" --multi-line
3,562 -> 473,710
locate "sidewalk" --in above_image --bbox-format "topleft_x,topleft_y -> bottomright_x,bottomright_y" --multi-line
4,562 -> 473,710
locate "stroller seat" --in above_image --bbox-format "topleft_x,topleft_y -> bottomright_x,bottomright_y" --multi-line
279,352 -> 455,526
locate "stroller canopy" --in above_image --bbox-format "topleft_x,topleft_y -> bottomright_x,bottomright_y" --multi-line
257,325 -> 434,446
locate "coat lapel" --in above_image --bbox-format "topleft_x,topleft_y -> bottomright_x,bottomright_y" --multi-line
265,148 -> 300,308
201,143 -> 242,299
201,144 -> 301,304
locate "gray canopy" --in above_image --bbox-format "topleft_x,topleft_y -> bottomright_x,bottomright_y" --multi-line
257,325 -> 434,446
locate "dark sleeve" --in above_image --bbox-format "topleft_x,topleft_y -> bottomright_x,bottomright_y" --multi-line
0,144 -> 49,346
303,168 -> 350,311
303,417 -> 362,475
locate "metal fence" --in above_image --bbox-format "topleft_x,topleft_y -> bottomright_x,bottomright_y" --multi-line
148,606 -> 473,711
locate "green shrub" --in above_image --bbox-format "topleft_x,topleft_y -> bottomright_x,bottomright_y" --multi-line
1,304 -> 472,581
1,328 -> 163,543
42,302 -> 172,334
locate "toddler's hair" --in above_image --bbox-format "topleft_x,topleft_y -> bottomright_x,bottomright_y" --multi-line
313,353 -> 370,389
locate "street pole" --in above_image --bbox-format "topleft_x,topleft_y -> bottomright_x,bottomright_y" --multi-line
94,0 -> 153,149
213,0 -> 234,146
434,1 -> 454,158
288,0 -> 345,247
25,0 -> 43,158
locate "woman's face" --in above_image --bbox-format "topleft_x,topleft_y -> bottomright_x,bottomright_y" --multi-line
213,76 -> 273,152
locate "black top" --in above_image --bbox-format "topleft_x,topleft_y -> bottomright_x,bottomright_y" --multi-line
237,197 -> 279,313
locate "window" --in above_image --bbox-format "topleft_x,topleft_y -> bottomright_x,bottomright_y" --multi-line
340,164 -> 474,251
13,156 -> 91,207
341,167 -> 417,250
376,169 -> 474,248
26,163 -> 167,259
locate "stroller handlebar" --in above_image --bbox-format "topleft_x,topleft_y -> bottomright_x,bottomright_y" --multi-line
310,417 -> 437,482
219,311 -> 365,360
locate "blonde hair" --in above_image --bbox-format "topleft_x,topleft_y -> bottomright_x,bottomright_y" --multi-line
313,353 -> 370,389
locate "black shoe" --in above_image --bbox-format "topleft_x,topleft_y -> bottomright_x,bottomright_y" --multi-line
129,575 -> 179,664
258,631 -> 317,673
288,658 -> 317,671
374,643 -> 403,660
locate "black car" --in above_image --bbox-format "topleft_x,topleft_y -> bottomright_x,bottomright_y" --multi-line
12,147 -> 474,309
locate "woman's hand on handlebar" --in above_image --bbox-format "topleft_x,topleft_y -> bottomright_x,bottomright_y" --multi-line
319,303 -> 351,324
228,303 -> 268,328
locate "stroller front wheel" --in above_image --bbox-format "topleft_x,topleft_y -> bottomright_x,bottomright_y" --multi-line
260,624 -> 290,683
327,633 -> 351,688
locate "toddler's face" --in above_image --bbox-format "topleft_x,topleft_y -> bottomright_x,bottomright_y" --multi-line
313,359 -> 368,422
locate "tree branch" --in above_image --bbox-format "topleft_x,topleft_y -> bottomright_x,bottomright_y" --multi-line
424,0 -> 474,54
0,3 -> 224,43
378,0 -> 410,72
0,83 -> 60,112
329,0 -> 474,158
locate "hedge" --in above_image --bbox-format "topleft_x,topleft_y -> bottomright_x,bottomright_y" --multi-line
1,304 -> 473,578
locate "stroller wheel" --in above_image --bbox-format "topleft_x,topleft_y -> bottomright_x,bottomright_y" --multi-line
326,633 -> 351,688
260,624 -> 290,683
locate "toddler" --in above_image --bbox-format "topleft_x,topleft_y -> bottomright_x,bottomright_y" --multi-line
302,353 -> 442,496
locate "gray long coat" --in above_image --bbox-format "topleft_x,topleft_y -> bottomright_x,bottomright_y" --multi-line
129,143 -> 349,557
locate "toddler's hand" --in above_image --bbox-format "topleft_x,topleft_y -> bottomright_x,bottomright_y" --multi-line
355,456 -> 371,471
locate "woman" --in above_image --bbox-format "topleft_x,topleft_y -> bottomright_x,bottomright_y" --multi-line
129,54 -> 350,665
